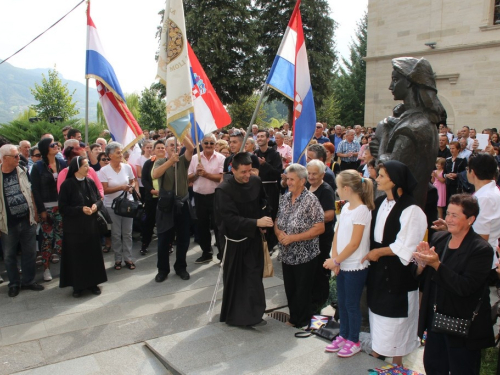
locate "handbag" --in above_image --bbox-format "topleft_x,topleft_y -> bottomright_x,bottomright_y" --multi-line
430,237 -> 482,338
262,232 -> 274,278
96,206 -> 112,235
111,190 -> 143,218
157,169 -> 188,214
294,315 -> 340,341
157,189 -> 175,213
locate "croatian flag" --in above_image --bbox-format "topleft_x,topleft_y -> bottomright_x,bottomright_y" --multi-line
266,0 -> 316,165
85,4 -> 142,151
188,43 -> 231,143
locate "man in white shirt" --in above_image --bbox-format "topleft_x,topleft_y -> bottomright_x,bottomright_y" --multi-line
467,154 -> 500,267
461,126 -> 475,151
275,132 -> 292,169
353,125 -> 364,143
458,138 -> 472,161
251,124 -> 259,140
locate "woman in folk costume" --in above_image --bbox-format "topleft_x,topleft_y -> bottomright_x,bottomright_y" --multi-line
361,160 -> 427,365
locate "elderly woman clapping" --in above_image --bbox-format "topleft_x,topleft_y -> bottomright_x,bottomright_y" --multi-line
413,194 -> 494,374
275,163 -> 325,327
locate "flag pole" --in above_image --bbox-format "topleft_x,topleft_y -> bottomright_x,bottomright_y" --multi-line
193,113 -> 201,165
239,83 -> 268,152
84,0 -> 90,144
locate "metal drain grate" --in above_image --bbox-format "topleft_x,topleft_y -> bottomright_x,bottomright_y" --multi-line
267,311 -> 290,323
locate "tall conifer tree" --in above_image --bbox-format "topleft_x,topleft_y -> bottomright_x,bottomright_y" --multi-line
255,0 -> 337,109
332,12 -> 367,126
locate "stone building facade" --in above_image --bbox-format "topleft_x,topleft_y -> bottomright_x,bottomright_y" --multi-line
365,0 -> 500,132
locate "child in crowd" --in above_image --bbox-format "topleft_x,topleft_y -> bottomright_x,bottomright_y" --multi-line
431,157 -> 446,218
323,170 -> 374,358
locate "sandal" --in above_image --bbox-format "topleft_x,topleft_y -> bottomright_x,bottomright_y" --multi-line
103,246 -> 111,253
124,261 -> 136,270
114,262 -> 122,270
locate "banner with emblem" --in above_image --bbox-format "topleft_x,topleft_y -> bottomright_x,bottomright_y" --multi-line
156,0 -> 193,141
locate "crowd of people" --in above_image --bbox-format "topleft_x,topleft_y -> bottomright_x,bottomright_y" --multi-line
1,120 -> 500,374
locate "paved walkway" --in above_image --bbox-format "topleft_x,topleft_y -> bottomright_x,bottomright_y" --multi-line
0,238 -> 286,374
0,236 -> 428,374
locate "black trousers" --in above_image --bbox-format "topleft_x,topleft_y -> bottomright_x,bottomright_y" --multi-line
311,231 -> 334,312
282,256 -> 319,327
340,160 -> 360,171
423,329 -> 481,375
156,202 -> 191,274
141,197 -> 158,247
194,192 -> 219,255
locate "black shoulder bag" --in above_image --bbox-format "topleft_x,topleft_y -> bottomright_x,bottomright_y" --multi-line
156,166 -> 188,214
431,237 -> 482,338
111,190 -> 143,218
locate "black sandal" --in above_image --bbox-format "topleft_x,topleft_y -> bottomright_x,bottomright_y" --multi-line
114,262 -> 122,270
103,246 -> 111,253
124,261 -> 136,270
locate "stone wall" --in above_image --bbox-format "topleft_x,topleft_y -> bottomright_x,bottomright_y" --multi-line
365,0 -> 500,131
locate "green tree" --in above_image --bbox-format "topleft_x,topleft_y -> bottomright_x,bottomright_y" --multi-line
332,12 -> 367,126
139,86 -> 166,130
227,94 -> 267,128
0,119 -> 105,144
96,93 -> 141,129
125,93 -> 141,124
316,91 -> 341,126
30,67 -> 79,121
14,108 -> 38,122
255,0 -> 337,108
155,1 -> 261,105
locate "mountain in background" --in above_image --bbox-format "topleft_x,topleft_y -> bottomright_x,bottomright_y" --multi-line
0,60 -> 98,124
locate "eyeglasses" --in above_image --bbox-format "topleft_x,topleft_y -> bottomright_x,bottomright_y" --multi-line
204,142 -> 215,145
32,154 -> 41,158
316,126 -> 323,129
100,158 -> 110,162
5,154 -> 20,159
49,143 -> 58,148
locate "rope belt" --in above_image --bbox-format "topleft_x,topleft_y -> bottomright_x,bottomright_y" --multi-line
207,235 -> 248,322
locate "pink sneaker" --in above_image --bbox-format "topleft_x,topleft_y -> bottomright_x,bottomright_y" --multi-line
325,336 -> 346,352
337,340 -> 361,358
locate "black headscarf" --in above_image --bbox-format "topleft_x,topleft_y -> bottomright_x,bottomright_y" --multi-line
381,160 -> 418,199
67,156 -> 87,179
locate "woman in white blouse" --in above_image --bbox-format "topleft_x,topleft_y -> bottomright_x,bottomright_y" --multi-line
99,142 -> 136,271
361,160 -> 427,366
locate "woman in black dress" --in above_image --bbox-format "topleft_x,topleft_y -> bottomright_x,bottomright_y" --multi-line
58,156 -> 107,297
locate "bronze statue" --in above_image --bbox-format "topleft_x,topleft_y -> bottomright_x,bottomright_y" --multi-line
370,57 -> 446,209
